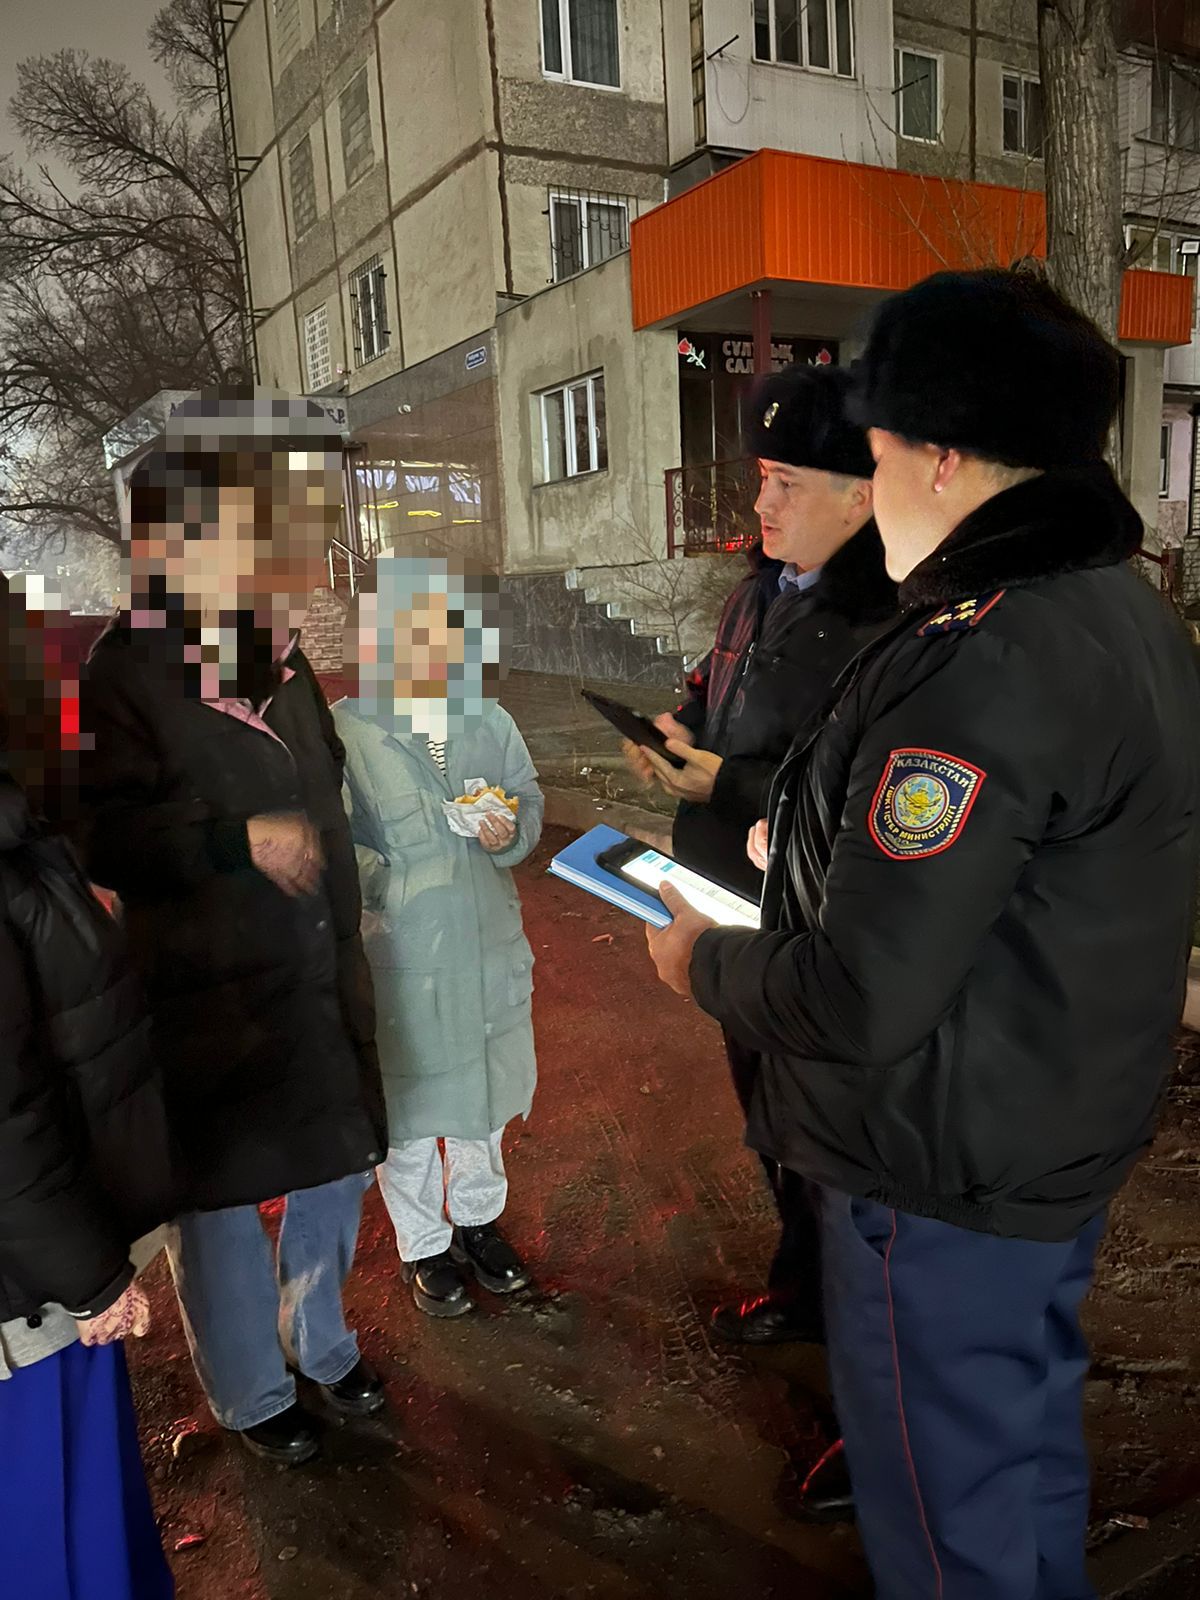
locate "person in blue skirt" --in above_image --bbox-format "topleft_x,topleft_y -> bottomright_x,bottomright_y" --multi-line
0,574 -> 177,1599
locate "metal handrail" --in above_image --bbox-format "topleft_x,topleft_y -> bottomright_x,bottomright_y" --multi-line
327,538 -> 369,596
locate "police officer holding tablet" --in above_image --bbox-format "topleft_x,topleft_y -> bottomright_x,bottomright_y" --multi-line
647,269 -> 1200,1599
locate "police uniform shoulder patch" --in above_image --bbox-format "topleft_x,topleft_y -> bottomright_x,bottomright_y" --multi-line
868,748 -> 986,861
917,590 -> 1006,637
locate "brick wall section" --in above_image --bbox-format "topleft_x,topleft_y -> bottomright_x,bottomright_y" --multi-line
302,586 -> 348,676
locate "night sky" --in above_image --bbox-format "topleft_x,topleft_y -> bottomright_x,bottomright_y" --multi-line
0,0 -> 171,166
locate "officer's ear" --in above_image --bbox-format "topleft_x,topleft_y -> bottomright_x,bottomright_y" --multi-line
846,475 -> 874,524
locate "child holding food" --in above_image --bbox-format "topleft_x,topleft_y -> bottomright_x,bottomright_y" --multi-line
333,555 -> 544,1317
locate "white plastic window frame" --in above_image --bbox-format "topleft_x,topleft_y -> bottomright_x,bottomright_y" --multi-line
895,47 -> 942,145
540,0 -> 623,92
538,372 -> 606,483
753,0 -> 855,79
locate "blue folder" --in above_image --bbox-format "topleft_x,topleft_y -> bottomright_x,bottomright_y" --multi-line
547,825 -> 671,928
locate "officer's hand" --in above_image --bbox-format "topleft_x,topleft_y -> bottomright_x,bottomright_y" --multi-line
247,812 -> 323,897
653,713 -> 695,748
622,738 -> 656,787
646,882 -> 716,997
747,819 -> 769,873
645,743 -> 722,803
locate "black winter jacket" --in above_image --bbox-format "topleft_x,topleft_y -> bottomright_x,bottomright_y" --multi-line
692,467 -> 1200,1242
0,774 -> 176,1322
673,528 -> 896,898
79,622 -> 386,1212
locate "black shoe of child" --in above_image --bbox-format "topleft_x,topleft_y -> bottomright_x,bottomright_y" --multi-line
402,1252 -> 474,1318
450,1223 -> 531,1294
320,1356 -> 387,1417
238,1401 -> 321,1466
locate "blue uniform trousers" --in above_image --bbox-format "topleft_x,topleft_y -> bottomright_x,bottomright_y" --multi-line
0,1339 -> 173,1599
820,1187 -> 1104,1600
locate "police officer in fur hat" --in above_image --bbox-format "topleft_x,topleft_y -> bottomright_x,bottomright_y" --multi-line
628,362 -> 895,1517
647,269 -> 1200,1597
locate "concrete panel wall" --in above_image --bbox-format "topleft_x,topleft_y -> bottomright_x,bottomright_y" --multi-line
392,155 -> 499,366
257,304 -> 304,391
227,0 -> 275,158
376,1 -> 491,205
496,255 -> 681,574
242,157 -> 293,310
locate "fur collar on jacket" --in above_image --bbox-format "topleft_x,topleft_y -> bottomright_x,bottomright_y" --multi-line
901,463 -> 1143,611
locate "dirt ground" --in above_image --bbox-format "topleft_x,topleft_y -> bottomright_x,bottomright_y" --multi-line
128,829 -> 1200,1599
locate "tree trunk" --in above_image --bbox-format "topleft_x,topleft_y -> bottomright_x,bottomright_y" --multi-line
1038,0 -> 1123,337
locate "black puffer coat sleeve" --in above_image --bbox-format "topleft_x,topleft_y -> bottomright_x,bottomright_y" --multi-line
0,907 -> 132,1318
691,631 -> 1060,1065
674,649 -> 711,737
80,644 -> 251,893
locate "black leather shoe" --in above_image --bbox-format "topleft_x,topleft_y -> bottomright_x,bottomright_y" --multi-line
450,1223 -> 531,1294
320,1356 -> 386,1417
710,1291 -> 825,1346
237,1402 -> 320,1467
402,1251 -> 473,1318
796,1440 -> 855,1525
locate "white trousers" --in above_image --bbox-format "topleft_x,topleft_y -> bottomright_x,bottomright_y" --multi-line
376,1132 -> 508,1264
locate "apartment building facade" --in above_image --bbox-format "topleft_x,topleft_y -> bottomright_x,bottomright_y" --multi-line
218,0 -> 1196,659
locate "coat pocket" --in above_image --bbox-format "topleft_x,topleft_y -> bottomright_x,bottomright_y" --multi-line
381,793 -> 432,849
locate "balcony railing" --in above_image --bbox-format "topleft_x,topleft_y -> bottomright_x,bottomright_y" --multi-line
665,457 -> 759,558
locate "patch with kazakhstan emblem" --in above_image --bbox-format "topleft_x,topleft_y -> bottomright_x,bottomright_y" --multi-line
868,747 -> 986,861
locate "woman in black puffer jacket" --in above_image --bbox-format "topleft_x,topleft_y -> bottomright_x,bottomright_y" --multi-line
0,575 -> 178,1599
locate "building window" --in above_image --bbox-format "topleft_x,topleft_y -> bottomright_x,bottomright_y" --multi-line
1161,424 -> 1173,498
1151,60 -> 1200,152
350,255 -> 390,365
549,190 -> 630,281
538,372 -> 607,482
289,134 -> 318,237
339,67 -> 374,187
273,0 -> 302,65
303,304 -> 332,391
1002,71 -> 1044,157
541,0 -> 620,89
754,0 -> 854,76
895,48 -> 940,142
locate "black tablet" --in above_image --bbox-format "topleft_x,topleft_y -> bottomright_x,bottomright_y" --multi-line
581,689 -> 688,770
595,837 -> 760,928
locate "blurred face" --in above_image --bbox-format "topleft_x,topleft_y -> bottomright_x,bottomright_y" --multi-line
348,590 -> 467,703
131,451 -> 342,633
755,460 -> 873,568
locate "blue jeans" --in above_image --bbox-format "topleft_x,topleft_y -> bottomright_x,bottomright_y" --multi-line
821,1187 -> 1103,1600
165,1175 -> 369,1432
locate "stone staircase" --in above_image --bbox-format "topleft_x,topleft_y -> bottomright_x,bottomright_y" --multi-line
563,555 -> 734,670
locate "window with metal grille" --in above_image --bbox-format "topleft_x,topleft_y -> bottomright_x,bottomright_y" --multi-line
754,0 -> 853,76
541,0 -> 620,89
350,255 -> 390,365
273,0 -> 302,65
1002,71 -> 1044,157
304,304 -> 332,391
895,48 -> 940,142
548,190 -> 630,282
289,134 -> 318,237
339,67 -> 374,187
538,372 -> 607,483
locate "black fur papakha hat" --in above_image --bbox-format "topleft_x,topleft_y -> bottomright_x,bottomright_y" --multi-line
847,268 -> 1119,471
746,363 -> 875,478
